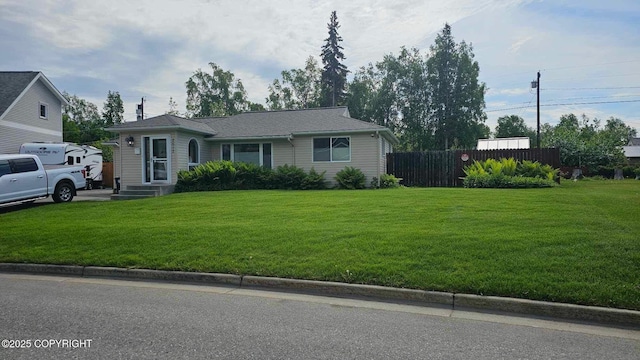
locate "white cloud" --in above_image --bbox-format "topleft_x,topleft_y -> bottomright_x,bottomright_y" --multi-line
1,0 -> 638,130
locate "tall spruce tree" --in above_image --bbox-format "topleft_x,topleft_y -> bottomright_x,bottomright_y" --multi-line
320,11 -> 348,107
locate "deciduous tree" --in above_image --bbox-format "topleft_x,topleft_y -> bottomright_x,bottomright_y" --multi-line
267,56 -> 321,110
102,90 -> 124,126
185,62 -> 251,117
494,115 -> 536,141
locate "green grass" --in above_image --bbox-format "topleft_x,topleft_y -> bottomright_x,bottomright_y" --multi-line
1,180 -> 639,310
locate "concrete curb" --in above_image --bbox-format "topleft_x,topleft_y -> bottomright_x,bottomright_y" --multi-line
242,275 -> 453,306
1,263 -> 638,327
454,294 -> 640,327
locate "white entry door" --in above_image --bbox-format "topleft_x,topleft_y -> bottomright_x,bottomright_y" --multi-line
143,136 -> 171,184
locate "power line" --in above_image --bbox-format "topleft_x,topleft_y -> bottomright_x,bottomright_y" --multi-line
543,86 -> 640,91
485,99 -> 640,113
550,94 -> 640,101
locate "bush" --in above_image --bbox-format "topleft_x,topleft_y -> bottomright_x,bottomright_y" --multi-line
175,161 -> 328,192
301,168 -> 328,190
592,165 -> 640,179
463,173 -> 556,188
335,167 -> 366,189
371,174 -> 401,189
463,158 -> 558,188
234,162 -> 276,189
175,160 -> 237,192
274,164 -> 308,190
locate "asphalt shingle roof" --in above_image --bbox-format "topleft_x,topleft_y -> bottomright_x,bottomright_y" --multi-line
107,107 -> 397,143
629,138 -> 640,146
196,107 -> 389,139
0,71 -> 39,117
108,114 -> 217,135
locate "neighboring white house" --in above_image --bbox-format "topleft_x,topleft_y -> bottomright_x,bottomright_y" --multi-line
623,137 -> 640,165
0,71 -> 69,154
105,107 -> 398,189
477,137 -> 530,150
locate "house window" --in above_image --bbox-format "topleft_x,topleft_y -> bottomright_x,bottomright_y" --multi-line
188,139 -> 200,170
39,103 -> 48,119
221,143 -> 272,169
313,137 -> 351,162
262,143 -> 272,169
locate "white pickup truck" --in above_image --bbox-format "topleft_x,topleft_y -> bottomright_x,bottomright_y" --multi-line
0,154 -> 86,205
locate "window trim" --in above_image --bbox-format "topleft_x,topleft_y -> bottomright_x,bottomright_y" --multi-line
188,138 -> 200,170
220,142 -> 273,168
39,102 -> 48,120
312,136 -> 351,163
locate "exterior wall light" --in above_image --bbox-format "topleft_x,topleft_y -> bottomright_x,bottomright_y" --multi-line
125,135 -> 135,147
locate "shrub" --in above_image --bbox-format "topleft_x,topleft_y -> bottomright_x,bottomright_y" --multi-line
301,168 -> 328,190
335,167 -> 366,189
175,160 -> 237,192
379,174 -> 400,188
274,164 -> 308,190
234,162 -> 275,189
463,173 -> 556,188
463,158 -> 558,189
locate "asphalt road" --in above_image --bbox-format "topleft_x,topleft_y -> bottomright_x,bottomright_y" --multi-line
0,274 -> 638,360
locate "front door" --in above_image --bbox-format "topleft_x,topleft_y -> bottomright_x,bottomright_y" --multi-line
143,136 -> 171,184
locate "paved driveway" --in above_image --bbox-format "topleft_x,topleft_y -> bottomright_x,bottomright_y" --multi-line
0,189 -> 113,214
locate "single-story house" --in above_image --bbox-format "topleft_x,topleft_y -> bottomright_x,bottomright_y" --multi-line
623,137 -> 640,165
106,107 -> 398,190
0,71 -> 68,154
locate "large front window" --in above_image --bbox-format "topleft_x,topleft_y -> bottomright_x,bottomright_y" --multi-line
221,143 -> 272,169
313,137 -> 350,162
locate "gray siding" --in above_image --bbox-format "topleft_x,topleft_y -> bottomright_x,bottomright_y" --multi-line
118,131 -> 177,188
175,133 -> 212,171
293,133 -> 382,186
114,131 -> 390,189
0,79 -> 63,154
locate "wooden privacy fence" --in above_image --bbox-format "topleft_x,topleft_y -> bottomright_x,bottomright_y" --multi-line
387,148 -> 561,187
102,162 -> 114,188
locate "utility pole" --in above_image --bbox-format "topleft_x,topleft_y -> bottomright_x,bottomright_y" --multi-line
531,71 -> 541,148
536,71 -> 540,149
136,97 -> 144,121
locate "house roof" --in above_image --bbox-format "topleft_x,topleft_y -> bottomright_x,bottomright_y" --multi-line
107,107 -> 398,143
623,146 -> 640,158
628,137 -> 640,146
105,114 -> 217,135
0,71 -> 69,120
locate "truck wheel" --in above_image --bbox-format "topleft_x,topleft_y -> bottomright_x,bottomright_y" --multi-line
53,182 -> 74,203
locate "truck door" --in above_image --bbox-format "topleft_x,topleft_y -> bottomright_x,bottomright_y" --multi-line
0,158 -> 47,203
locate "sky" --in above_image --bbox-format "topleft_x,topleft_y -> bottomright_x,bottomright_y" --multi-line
1,0 -> 639,134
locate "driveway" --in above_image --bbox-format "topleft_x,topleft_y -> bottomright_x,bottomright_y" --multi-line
0,189 -> 113,214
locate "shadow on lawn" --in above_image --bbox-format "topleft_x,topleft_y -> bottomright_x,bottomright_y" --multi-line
0,202 -> 51,214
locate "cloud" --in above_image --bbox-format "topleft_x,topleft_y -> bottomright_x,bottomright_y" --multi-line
1,0 -> 637,129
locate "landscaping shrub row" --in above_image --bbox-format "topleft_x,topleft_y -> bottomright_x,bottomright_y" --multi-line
463,158 -> 558,188
591,165 -> 640,179
175,161 -> 401,192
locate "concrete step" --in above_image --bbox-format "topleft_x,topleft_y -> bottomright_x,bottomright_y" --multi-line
118,190 -> 158,196
110,194 -> 155,201
110,184 -> 175,200
125,185 -> 175,195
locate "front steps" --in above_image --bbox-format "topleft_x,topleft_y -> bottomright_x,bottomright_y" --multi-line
111,185 -> 175,200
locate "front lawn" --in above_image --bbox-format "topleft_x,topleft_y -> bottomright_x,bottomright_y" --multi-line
1,180 -> 638,310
